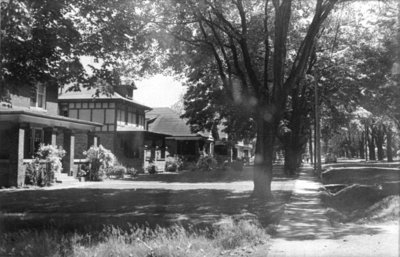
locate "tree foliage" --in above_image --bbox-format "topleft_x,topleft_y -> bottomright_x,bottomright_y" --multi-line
0,0 -> 154,97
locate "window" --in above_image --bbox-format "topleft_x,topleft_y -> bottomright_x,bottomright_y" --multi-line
30,84 -> 46,109
136,110 -> 140,125
25,128 -> 44,158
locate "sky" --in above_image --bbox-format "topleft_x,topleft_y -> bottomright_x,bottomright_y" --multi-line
135,74 -> 186,108
80,56 -> 186,108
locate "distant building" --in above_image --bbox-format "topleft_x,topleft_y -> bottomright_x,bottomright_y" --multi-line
0,84 -> 100,187
146,107 -> 214,162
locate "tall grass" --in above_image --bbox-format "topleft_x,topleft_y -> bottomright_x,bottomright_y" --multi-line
0,219 -> 270,257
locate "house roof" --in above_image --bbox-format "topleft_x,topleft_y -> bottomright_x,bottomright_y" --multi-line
0,106 -> 102,131
59,87 -> 151,110
147,107 -> 209,138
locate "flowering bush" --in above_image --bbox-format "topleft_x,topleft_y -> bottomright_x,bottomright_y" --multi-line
25,144 -> 66,186
107,165 -> 126,179
25,158 -> 46,186
36,144 -> 66,174
83,145 -> 116,181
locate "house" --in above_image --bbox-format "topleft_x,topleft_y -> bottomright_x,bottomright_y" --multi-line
146,107 -> 214,163
58,83 -> 163,172
0,84 -> 101,187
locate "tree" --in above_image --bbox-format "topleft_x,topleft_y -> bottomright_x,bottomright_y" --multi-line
305,1 -> 399,163
154,0 -> 343,199
1,0 -> 153,98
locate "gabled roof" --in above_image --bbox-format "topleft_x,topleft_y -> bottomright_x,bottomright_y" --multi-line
147,107 -> 209,138
59,87 -> 151,110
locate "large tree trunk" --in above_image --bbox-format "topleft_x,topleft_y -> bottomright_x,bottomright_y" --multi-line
309,128 -> 313,164
284,145 -> 302,176
253,117 -> 275,200
359,134 -> 365,159
387,129 -> 393,162
375,128 -> 385,161
368,133 -> 376,161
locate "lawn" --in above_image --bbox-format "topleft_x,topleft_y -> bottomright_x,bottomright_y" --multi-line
0,166 -> 295,257
320,161 -> 400,222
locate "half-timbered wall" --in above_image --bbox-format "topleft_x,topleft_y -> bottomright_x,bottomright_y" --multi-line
65,101 -> 116,132
116,102 -> 145,131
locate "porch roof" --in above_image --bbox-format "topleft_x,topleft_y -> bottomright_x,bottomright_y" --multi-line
0,109 -> 102,131
166,136 -> 208,141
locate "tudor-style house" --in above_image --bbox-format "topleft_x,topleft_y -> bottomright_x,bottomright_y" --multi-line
0,84 -> 101,188
59,83 -> 162,171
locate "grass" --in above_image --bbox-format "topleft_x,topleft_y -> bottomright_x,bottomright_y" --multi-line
0,166 -> 291,256
0,219 -> 270,257
321,162 -> 400,223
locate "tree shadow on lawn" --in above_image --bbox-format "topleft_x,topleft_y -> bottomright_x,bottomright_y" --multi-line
0,188 -> 289,235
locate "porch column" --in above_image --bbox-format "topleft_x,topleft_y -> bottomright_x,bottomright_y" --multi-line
9,124 -> 26,187
195,140 -> 200,156
87,131 -> 98,148
63,129 -> 75,176
44,127 -> 57,146
209,141 -> 214,157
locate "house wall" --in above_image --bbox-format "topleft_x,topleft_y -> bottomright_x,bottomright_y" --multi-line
63,101 -> 116,133
114,132 -> 144,171
9,85 -> 59,115
115,102 -> 145,131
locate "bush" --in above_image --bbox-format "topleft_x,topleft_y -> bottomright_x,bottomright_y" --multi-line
36,144 -> 66,174
147,163 -> 157,174
126,167 -> 138,177
107,165 -> 127,179
165,156 -> 183,172
83,145 -> 116,181
77,164 -> 89,178
196,155 -> 218,171
25,144 -> 65,187
25,158 -> 49,186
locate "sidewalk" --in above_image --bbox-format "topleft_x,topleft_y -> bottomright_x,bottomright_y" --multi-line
267,165 -> 399,257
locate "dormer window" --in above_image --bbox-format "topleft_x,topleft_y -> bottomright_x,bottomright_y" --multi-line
30,84 -> 46,109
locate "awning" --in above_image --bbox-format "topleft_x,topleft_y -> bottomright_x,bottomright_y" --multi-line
0,109 -> 102,131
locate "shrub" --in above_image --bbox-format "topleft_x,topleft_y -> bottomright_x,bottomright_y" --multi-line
77,164 -> 89,178
107,165 -> 127,179
165,155 -> 183,172
25,144 -> 65,187
36,144 -> 66,175
147,163 -> 157,174
83,145 -> 116,181
25,158 -> 48,186
196,155 -> 218,171
126,167 -> 138,177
